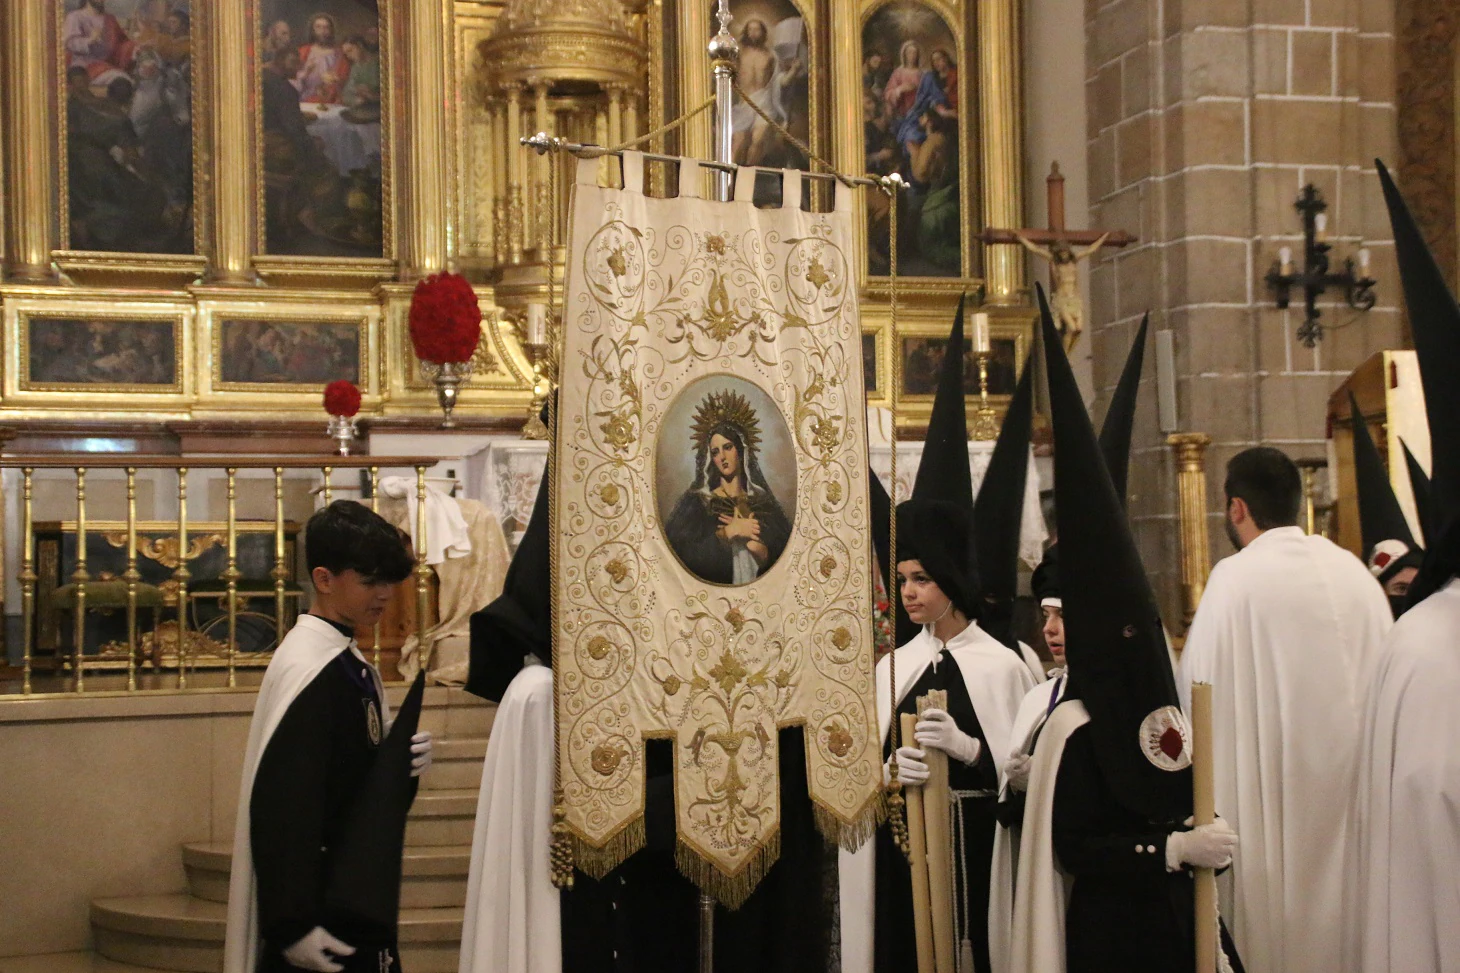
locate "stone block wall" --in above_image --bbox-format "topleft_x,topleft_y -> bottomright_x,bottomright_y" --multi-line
1083,0 -> 1405,621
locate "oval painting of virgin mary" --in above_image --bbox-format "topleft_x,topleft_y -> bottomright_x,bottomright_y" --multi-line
656,375 -> 797,585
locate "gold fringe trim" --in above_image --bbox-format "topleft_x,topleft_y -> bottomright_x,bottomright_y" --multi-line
813,788 -> 888,854
886,780 -> 911,861
550,804 -> 576,889
675,831 -> 782,911
572,815 -> 647,881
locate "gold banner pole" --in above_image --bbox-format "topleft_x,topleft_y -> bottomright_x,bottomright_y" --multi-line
900,712 -> 936,973
918,690 -> 956,972
124,467 -> 139,692
174,468 -> 190,689
414,465 -> 430,675
272,467 -> 287,645
224,468 -> 240,689
322,466 -> 333,506
1191,682 -> 1218,973
19,468 -> 34,695
369,465 -> 382,671
72,467 -> 89,693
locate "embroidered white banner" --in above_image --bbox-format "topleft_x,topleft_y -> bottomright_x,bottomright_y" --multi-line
552,153 -> 881,905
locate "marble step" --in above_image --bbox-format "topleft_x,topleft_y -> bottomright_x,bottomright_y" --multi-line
422,736 -> 487,791
406,788 -> 479,847
0,951 -> 175,973
182,841 -> 471,908
91,895 -> 463,973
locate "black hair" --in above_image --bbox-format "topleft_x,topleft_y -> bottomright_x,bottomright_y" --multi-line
305,500 -> 414,584
1224,446 -> 1302,529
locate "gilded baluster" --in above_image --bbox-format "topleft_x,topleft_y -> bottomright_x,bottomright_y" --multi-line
1167,433 -> 1213,637
224,468 -> 240,689
322,466 -> 333,506
124,467 -> 140,692
19,468 -> 35,695
73,468 -> 89,693
369,465 -> 383,671
175,468 -> 190,689
415,465 -> 430,673
273,468 -> 288,645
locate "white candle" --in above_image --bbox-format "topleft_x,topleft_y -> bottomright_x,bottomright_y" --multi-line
526,303 -> 547,345
1358,247 -> 1371,275
1279,246 -> 1293,275
1314,212 -> 1327,239
971,311 -> 991,354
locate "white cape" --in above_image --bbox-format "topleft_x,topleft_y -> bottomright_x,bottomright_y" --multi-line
222,616 -> 387,973
839,623 -> 1037,973
459,663 -> 560,973
1356,577 -> 1460,973
988,672 -> 1067,973
1179,527 -> 1391,973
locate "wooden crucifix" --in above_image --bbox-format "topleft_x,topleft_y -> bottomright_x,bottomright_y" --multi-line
979,162 -> 1137,350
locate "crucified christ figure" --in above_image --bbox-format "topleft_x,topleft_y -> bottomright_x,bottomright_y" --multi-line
1015,230 -> 1110,351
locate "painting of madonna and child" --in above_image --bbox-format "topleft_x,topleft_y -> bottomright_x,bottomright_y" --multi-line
259,0 -> 385,258
61,0 -> 194,254
656,377 -> 798,586
862,0 -> 961,277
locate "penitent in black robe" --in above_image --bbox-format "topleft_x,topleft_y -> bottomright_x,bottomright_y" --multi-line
875,653 -> 1000,973
663,489 -> 792,584
1052,724 -> 1244,973
251,641 -> 405,973
561,726 -> 830,973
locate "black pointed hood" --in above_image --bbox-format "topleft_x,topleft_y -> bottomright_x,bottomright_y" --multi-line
911,293 -> 974,507
1349,392 -> 1422,586
1031,542 -> 1060,606
467,460 -> 550,702
322,671 -> 426,946
1401,437 -> 1433,547
972,358 -> 1034,649
1098,313 -> 1149,504
1377,159 -> 1460,602
1041,284 -> 1189,823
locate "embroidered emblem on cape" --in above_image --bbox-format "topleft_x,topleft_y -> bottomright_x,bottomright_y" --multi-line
365,698 -> 383,745
1139,705 -> 1191,771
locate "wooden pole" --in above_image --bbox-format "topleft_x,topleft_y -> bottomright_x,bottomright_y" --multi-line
901,712 -> 936,973
919,691 -> 956,972
1191,682 -> 1218,973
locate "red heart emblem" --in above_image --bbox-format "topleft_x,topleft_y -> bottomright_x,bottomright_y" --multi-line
1159,726 -> 1184,760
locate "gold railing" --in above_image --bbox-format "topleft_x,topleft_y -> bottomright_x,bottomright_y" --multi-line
3,456 -> 438,696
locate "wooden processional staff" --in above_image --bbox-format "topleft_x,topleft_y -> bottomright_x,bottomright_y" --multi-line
1190,682 -> 1219,973
902,690 -> 957,973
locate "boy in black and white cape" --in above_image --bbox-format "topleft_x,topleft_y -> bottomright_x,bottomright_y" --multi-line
223,501 -> 434,973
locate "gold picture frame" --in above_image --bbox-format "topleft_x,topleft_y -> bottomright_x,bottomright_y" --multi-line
862,323 -> 886,398
252,0 -> 396,281
53,0 -> 209,280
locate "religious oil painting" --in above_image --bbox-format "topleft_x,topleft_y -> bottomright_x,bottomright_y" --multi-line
717,0 -> 810,171
863,331 -> 880,393
258,0 -> 386,258
901,335 -> 1017,397
862,1 -> 961,277
217,319 -> 362,387
23,316 -> 179,390
655,375 -> 798,586
60,0 -> 195,254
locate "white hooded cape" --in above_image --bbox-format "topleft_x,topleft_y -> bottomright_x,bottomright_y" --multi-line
1178,526 -> 1391,973
838,623 -> 1036,973
458,663 -> 560,973
1356,577 -> 1460,973
222,616 -> 388,973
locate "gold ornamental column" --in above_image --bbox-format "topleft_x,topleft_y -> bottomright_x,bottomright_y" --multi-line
3,1 -> 55,281
403,0 -> 452,278
506,84 -> 526,265
977,0 -> 1026,302
491,102 -> 507,266
531,80 -> 553,256
1168,433 -> 1213,634
208,0 -> 257,282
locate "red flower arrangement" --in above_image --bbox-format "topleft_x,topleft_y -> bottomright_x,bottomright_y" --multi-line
408,272 -> 483,364
323,380 -> 362,418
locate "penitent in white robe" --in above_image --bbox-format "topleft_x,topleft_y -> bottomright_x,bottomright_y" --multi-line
458,663 -> 560,973
839,622 -> 1035,973
1356,577 -> 1460,973
1179,526 -> 1391,973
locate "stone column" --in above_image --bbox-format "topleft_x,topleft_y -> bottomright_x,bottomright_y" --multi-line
3,2 -> 54,281
403,0 -> 451,277
977,0 -> 1026,301
205,0 -> 257,281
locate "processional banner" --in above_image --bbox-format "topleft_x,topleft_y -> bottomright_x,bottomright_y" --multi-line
553,153 -> 881,905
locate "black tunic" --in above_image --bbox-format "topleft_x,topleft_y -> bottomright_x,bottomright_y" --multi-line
561,726 -> 830,973
663,489 -> 792,584
251,646 -> 400,973
1052,724 -> 1243,973
874,651 -> 999,973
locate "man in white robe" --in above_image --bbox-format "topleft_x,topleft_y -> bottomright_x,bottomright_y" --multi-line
1180,446 -> 1391,973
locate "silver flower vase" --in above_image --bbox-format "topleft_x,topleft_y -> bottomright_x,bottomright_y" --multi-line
326,414 -> 358,455
422,360 -> 473,428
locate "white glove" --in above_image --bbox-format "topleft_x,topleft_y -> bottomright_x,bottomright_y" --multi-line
410,731 -> 433,777
1004,753 -> 1032,793
885,745 -> 930,786
283,926 -> 355,972
1165,819 -> 1238,871
914,708 -> 983,766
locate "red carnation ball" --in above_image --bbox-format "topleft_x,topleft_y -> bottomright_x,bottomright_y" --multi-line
323,380 -> 362,418
409,272 -> 483,364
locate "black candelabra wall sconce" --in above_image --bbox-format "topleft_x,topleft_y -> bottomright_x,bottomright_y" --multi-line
1264,184 -> 1377,348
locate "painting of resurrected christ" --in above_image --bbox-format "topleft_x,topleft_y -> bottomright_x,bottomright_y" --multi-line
716,0 -> 811,171
657,379 -> 797,585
